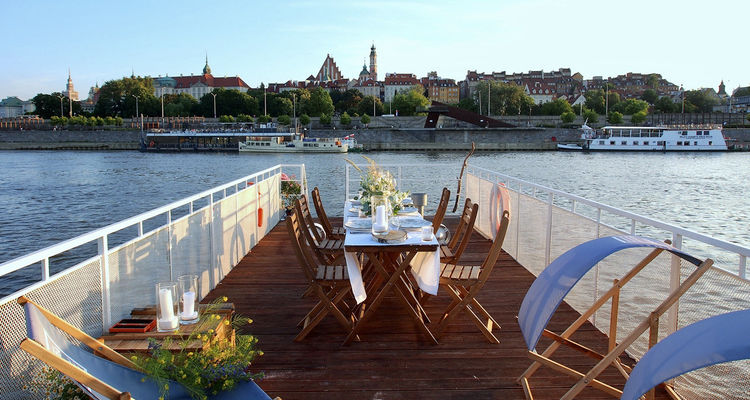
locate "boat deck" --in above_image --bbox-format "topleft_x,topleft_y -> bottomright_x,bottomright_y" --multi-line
204,217 -> 668,399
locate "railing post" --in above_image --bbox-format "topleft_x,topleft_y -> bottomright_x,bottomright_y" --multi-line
514,186 -> 520,259
98,235 -> 112,331
630,219 -> 636,235
545,192 -> 553,266
740,255 -> 747,280
667,233 -> 683,335
208,193 -> 216,290
301,164 -> 308,198
167,210 -> 173,280
41,258 -> 49,281
138,221 -> 144,237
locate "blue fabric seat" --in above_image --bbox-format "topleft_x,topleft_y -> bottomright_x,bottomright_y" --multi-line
621,309 -> 750,400
21,298 -> 272,400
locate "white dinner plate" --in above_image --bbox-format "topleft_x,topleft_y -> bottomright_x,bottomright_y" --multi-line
398,216 -> 429,229
345,218 -> 372,230
400,206 -> 419,214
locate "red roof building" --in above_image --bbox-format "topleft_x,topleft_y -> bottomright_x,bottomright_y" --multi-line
152,57 -> 250,100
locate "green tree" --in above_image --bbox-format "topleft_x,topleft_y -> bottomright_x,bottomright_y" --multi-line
319,113 -> 332,125
612,98 -> 649,115
340,112 -> 351,126
540,98 -> 573,116
684,90 -> 718,113
360,114 -> 371,125
474,81 -> 534,116
582,109 -> 599,123
299,113 -> 310,126
304,87 -> 335,117
32,93 -> 83,118
733,87 -> 750,97
560,111 -> 576,124
391,86 -> 430,116
631,111 -> 647,124
257,114 -> 271,123
357,95 -> 384,116
269,96 -> 293,117
608,111 -> 623,124
641,89 -> 659,104
654,96 -> 677,113
198,88 -> 258,117
584,90 -> 606,114
646,74 -> 660,90
164,93 -> 199,117
456,97 -> 478,113
331,89 -> 363,114
277,114 -> 291,125
236,114 -> 254,122
95,77 -> 157,117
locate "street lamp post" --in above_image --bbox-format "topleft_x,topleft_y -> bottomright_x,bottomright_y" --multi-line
605,79 -> 609,120
132,94 -> 139,127
263,85 -> 267,116
488,82 -> 491,116
160,88 -> 164,119
56,95 -> 64,117
211,93 -> 217,119
681,85 -> 685,114
293,94 -> 297,133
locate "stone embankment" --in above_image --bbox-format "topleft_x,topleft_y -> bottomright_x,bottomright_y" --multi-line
0,130 -> 141,150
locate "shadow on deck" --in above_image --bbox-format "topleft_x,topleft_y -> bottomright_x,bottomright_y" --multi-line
205,217 -> 667,399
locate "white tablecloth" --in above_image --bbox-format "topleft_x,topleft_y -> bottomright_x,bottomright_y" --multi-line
343,201 -> 439,304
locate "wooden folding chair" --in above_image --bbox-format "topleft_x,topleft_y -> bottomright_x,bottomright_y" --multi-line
18,296 -> 273,400
516,236 -> 713,400
286,212 -> 355,342
311,187 -> 346,240
434,185 -> 510,343
439,198 -> 478,265
295,196 -> 344,265
431,187 -> 451,236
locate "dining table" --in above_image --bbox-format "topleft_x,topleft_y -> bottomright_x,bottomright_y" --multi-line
341,200 -> 441,345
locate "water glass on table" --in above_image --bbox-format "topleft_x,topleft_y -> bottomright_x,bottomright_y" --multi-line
421,226 -> 433,241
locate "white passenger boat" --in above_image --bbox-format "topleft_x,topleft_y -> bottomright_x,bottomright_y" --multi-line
239,133 -> 348,153
580,124 -> 728,151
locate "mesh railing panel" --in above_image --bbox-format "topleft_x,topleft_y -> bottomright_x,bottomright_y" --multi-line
0,260 -> 102,399
171,208 -> 213,298
236,185 -> 259,263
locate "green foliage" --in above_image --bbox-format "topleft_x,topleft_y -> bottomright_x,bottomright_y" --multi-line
456,97 -> 478,113
391,86 -> 430,116
360,114 -> 371,125
584,89 -> 620,115
299,114 -> 310,126
654,96 -> 677,113
540,98 -> 573,116
95,77 -> 157,117
641,89 -> 659,104
236,114 -> 254,122
357,95 -> 384,116
25,366 -> 87,399
684,90 -> 718,113
331,89 -> 364,114
198,89 -> 258,118
474,81 -> 535,116
560,111 -> 576,124
219,115 -> 235,123
319,113 -> 332,125
612,98 -> 649,115
164,93 -> 199,117
277,114 -> 291,125
32,92 -> 83,119
303,87 -> 335,117
608,111 -> 624,124
105,116 -> 116,126
131,298 -> 263,400
257,114 -> 271,123
582,109 -> 599,123
733,87 -> 750,97
631,111 -> 647,124
281,175 -> 302,208
340,112 -> 351,126
269,97 -> 293,117
646,74 -> 660,89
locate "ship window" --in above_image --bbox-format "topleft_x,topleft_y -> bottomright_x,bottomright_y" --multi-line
621,141 -> 627,145
643,141 -> 649,145
658,141 -> 665,146
677,141 -> 682,145
633,141 -> 639,145
694,141 -> 698,145
610,141 -> 615,145
682,131 -> 688,135
709,141 -> 713,145
599,140 -> 604,145
684,142 -> 689,146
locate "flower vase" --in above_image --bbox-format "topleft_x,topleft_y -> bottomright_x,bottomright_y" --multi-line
369,194 -> 391,224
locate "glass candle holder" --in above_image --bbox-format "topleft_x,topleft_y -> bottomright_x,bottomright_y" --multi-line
156,281 -> 179,332
178,274 -> 200,325
421,226 -> 434,241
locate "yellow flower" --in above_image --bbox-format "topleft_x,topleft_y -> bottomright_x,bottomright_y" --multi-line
214,314 -> 221,320
223,320 -> 230,326
187,352 -> 194,357
221,296 -> 228,302
207,329 -> 214,334
248,318 -> 254,324
130,355 -> 138,361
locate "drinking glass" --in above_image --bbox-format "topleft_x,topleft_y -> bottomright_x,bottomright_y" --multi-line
178,275 -> 200,325
156,281 -> 179,332
421,226 -> 434,241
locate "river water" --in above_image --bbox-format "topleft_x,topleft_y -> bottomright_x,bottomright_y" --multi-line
1,150 -> 748,295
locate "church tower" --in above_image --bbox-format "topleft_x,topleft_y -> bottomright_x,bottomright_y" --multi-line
63,69 -> 79,101
369,43 -> 377,81
203,54 -> 212,75
718,80 -> 727,97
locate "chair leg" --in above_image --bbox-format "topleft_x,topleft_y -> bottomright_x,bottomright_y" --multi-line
435,284 -> 500,343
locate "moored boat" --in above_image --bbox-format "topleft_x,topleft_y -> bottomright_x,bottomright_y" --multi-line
580,123 -> 728,151
238,133 -> 348,153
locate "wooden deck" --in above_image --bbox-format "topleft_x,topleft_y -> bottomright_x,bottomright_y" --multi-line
205,217 -> 667,400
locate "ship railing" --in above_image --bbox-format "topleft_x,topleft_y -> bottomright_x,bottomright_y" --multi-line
0,164 -> 306,399
465,163 -> 750,400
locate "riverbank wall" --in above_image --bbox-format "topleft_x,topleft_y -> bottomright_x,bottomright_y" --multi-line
1,127 -> 749,151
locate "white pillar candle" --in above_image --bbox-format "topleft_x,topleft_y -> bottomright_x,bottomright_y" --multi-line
159,288 -> 174,319
182,291 -> 195,317
376,205 -> 387,226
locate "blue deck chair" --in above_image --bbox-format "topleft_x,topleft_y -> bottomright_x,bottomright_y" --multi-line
18,296 -> 273,400
621,308 -> 750,400
515,235 -> 712,400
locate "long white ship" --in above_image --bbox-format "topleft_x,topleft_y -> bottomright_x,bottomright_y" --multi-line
239,133 -> 348,153
580,124 -> 728,151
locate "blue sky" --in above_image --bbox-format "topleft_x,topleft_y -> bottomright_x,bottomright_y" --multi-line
2,0 -> 748,100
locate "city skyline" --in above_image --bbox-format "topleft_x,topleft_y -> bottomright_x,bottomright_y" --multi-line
2,0 -> 748,100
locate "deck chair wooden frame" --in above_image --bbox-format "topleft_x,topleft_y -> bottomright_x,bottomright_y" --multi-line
295,196 -> 344,265
439,198 -> 478,265
311,187 -> 346,240
286,212 -> 355,342
516,236 -> 712,400
431,187 -> 451,233
18,296 -> 137,400
434,185 -> 510,343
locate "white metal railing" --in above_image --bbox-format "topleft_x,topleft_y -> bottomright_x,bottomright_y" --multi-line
0,164 -> 304,399
464,163 -> 750,399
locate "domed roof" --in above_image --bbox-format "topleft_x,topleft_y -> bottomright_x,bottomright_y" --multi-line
155,76 -> 177,87
359,64 -> 369,76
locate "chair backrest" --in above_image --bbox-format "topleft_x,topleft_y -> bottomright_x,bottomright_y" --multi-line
286,211 -> 321,283
297,195 -> 324,243
446,199 -> 479,263
311,187 -> 335,237
20,297 -> 189,400
477,185 -> 511,282
431,187 -> 451,232
293,198 -> 335,265
621,309 -> 750,400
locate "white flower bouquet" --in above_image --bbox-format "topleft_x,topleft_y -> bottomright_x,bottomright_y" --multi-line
346,156 -> 409,216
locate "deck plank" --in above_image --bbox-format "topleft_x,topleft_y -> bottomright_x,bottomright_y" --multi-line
205,217 -> 667,400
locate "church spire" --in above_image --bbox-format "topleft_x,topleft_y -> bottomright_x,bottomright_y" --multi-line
203,53 -> 212,75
